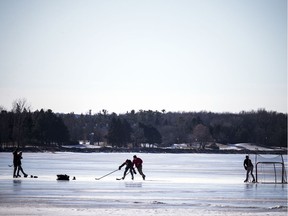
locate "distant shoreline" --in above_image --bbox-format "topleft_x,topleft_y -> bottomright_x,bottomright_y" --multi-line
1,146 -> 286,155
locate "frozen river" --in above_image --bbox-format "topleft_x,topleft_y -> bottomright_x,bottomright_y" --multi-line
0,152 -> 287,215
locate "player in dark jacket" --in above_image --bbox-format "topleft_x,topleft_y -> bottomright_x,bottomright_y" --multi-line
133,155 -> 146,180
13,148 -> 19,178
243,155 -> 255,183
119,159 -> 136,180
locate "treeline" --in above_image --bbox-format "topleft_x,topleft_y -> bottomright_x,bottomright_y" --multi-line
0,100 -> 287,149
61,109 -> 287,148
0,101 -> 69,148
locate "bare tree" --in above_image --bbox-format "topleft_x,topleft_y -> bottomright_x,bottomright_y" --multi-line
192,124 -> 212,149
12,98 -> 31,113
12,98 -> 31,147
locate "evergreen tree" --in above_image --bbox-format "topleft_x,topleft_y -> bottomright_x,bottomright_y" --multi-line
107,117 -> 132,147
139,123 -> 162,145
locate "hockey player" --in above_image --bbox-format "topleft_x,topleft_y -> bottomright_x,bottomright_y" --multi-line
119,159 -> 136,180
133,155 -> 146,180
243,155 -> 255,183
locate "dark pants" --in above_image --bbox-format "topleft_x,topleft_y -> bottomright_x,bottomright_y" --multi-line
245,166 -> 255,182
136,165 -> 145,179
13,165 -> 17,177
123,167 -> 134,179
16,165 -> 27,177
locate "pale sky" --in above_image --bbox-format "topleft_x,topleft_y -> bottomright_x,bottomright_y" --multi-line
0,0 -> 287,114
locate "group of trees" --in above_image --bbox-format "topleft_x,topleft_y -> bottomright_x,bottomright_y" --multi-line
105,119 -> 162,148
61,108 -> 287,149
0,100 -> 287,150
0,100 -> 69,148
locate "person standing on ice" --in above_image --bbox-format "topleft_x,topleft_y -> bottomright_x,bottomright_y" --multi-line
243,155 -> 255,183
119,159 -> 136,180
12,148 -> 19,178
133,155 -> 146,180
16,151 -> 28,178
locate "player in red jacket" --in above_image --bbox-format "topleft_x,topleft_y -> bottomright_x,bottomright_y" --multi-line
132,155 -> 146,180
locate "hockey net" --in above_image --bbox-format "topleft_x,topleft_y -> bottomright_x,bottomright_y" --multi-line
255,154 -> 287,184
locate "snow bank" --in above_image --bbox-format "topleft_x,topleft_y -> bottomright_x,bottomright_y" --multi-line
218,143 -> 277,151
62,143 -> 103,149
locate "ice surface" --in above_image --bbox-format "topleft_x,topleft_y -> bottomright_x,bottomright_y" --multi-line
0,152 -> 287,215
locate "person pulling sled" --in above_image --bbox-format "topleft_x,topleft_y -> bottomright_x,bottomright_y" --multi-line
12,149 -> 28,178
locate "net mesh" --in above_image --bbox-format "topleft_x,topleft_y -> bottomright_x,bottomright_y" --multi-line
255,154 -> 287,184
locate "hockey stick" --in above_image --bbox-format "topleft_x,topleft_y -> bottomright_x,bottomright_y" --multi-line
116,168 -> 135,180
95,169 -> 118,180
